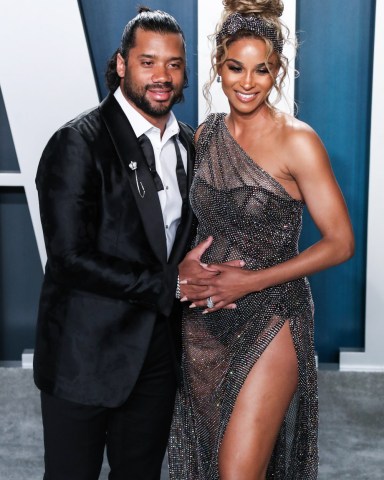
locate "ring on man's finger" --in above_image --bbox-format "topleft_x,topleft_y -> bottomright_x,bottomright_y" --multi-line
206,297 -> 214,309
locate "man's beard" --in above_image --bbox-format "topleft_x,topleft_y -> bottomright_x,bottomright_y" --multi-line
122,74 -> 183,118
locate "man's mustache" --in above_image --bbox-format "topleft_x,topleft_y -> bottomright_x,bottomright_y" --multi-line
145,82 -> 173,91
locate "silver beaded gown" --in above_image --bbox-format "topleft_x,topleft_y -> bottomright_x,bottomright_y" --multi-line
168,113 -> 318,479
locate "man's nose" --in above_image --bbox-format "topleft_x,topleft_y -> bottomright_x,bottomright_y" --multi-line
152,65 -> 171,83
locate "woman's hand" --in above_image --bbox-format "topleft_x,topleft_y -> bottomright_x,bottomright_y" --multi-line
182,262 -> 255,313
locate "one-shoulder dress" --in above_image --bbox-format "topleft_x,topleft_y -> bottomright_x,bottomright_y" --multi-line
168,113 -> 318,479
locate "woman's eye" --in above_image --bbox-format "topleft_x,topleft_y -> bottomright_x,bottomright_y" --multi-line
228,65 -> 241,72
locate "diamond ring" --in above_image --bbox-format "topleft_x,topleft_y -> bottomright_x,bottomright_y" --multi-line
206,297 -> 214,309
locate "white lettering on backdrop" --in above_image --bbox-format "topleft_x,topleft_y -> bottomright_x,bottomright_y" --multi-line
0,0 -> 99,267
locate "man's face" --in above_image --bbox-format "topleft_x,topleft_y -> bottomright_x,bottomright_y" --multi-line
116,28 -> 186,123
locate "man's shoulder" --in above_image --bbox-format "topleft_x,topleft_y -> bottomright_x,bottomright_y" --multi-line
46,101 -> 115,152
60,105 -> 103,137
41,102 -> 112,160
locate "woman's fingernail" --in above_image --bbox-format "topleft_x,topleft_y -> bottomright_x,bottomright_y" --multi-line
180,296 -> 188,302
189,303 -> 196,308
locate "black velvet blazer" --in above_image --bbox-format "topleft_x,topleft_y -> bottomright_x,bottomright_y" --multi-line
33,94 -> 195,407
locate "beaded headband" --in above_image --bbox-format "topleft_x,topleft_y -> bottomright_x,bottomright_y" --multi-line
216,12 -> 284,54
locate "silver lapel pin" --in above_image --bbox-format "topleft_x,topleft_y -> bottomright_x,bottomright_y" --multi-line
129,161 -> 145,198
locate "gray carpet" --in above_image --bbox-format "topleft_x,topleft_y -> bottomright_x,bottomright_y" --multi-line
317,370 -> 384,479
0,367 -> 383,479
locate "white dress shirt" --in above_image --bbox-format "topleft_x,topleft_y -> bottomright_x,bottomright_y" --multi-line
114,87 -> 187,259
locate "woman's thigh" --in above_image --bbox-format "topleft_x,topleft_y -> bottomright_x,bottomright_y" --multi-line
219,321 -> 298,480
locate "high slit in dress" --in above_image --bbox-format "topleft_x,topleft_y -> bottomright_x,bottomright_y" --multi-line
168,113 -> 318,479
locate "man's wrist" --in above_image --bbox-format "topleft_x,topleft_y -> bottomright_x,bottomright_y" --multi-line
175,275 -> 181,299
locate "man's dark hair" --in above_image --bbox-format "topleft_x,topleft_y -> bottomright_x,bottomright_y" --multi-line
105,6 -> 188,93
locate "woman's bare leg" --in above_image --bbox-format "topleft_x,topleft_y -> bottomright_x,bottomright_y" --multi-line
218,321 -> 298,480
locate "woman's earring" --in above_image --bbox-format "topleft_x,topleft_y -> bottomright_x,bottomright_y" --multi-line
216,75 -> 221,83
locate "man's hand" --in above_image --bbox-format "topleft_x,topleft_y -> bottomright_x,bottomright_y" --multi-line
178,237 -> 244,309
178,237 -> 218,301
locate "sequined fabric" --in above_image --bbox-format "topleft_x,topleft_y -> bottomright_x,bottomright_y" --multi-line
168,113 -> 318,479
216,12 -> 284,53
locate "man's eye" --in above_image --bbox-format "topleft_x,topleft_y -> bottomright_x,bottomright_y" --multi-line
169,63 -> 181,69
142,61 -> 153,66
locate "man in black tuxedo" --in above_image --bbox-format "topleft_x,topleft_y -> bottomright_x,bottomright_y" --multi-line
33,8 -> 214,480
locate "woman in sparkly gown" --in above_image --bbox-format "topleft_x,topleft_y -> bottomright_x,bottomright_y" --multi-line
169,1 -> 354,478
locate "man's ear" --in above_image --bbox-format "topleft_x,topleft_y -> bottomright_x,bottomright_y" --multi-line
116,53 -> 126,79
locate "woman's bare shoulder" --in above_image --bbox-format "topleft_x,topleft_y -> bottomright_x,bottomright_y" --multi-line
278,112 -> 317,138
277,113 -> 327,164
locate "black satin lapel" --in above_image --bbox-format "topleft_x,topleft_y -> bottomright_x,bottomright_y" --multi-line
168,126 -> 195,264
99,94 -> 167,263
178,125 -> 195,194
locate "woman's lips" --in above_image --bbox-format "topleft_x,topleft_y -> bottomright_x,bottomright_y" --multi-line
235,91 -> 258,103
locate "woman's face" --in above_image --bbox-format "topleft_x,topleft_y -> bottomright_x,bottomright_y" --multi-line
218,37 -> 278,116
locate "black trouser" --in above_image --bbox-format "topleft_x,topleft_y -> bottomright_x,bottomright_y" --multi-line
40,319 -> 177,480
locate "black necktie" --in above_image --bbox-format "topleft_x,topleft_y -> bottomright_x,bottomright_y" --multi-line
138,134 -> 164,192
138,134 -> 187,210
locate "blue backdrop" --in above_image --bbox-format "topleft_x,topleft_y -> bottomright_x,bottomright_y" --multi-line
79,0 -> 198,127
296,0 -> 375,361
0,0 -> 374,362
